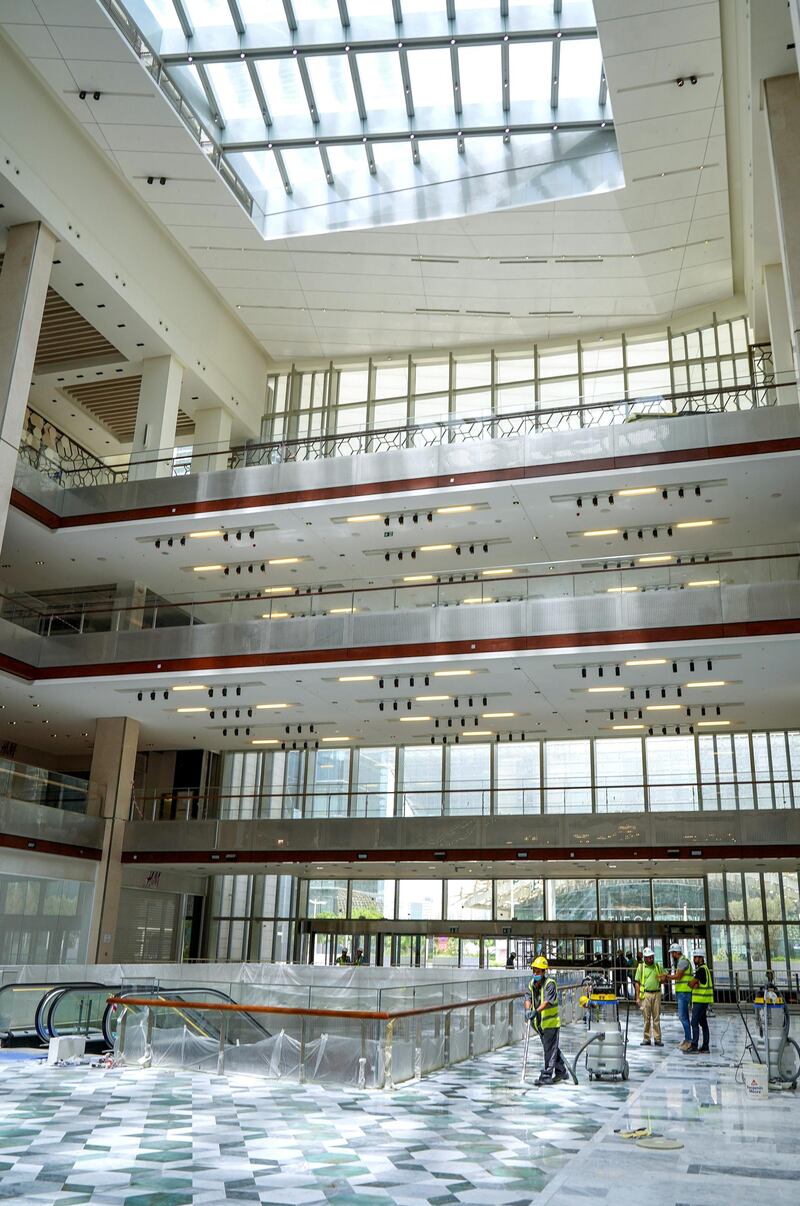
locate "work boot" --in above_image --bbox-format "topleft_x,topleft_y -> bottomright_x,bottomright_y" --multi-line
653,1040 -> 664,1047
535,1074 -> 554,1086
678,1040 -> 692,1051
639,1040 -> 651,1046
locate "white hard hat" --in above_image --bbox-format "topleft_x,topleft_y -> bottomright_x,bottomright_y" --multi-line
642,947 -> 655,958
693,948 -> 706,959
668,943 -> 683,954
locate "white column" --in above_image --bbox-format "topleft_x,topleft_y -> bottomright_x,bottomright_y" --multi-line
763,74 -> 800,400
86,716 -> 140,963
0,221 -> 56,546
763,263 -> 797,393
191,405 -> 233,473
128,354 -> 183,480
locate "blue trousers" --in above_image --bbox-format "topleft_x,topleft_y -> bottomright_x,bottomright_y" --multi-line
676,992 -> 692,1042
690,1002 -> 709,1050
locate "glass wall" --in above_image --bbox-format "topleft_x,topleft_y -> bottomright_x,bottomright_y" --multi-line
219,729 -> 800,819
264,316 -> 755,441
0,871 -> 94,963
207,873 -> 297,961
706,871 -> 800,983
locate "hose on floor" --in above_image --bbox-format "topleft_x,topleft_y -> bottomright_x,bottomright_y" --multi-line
569,1031 -> 606,1084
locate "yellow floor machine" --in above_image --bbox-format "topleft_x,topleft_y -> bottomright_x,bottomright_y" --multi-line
571,985 -> 631,1082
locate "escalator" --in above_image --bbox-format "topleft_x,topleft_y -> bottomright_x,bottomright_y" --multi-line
101,987 -> 272,1050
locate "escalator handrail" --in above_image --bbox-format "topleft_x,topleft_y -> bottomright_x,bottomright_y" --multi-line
34,982 -> 109,1044
104,986 -> 272,1046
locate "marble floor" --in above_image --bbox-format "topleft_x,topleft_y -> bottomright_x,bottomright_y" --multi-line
0,1011 -> 797,1205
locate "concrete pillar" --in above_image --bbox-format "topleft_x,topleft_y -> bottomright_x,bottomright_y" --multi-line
86,716 -> 140,963
763,264 -> 796,391
112,580 -> 148,631
790,2 -> 800,78
763,75 -> 800,396
128,354 -> 183,481
0,222 -> 56,547
190,405 -> 232,473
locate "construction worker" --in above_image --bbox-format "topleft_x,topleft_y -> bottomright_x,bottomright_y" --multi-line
524,956 -> 569,1085
684,949 -> 713,1054
665,942 -> 694,1050
634,946 -> 665,1046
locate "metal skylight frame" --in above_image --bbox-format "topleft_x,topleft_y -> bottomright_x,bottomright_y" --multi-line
115,1 -> 619,237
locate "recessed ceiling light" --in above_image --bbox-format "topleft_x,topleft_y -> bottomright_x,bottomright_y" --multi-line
687,579 -> 719,588
420,543 -> 454,552
646,704 -> 682,712
482,567 -> 514,576
322,736 -> 351,742
464,730 -> 493,737
263,586 -> 292,594
612,723 -> 645,730
463,596 -> 492,604
262,611 -> 290,619
676,520 -> 714,529
176,706 -> 208,713
625,658 -> 667,666
584,528 -> 619,537
698,719 -> 731,727
346,514 -> 382,523
638,554 -> 673,564
269,557 -> 302,565
404,574 -> 435,582
433,670 -> 473,677
416,694 -> 450,701
685,681 -> 726,688
256,703 -> 290,710
617,486 -> 658,497
436,505 -> 474,514
483,711 -> 515,718
172,685 -> 206,692
607,586 -> 638,593
329,607 -> 357,614
189,530 -> 222,538
338,675 -> 375,682
192,564 -> 223,572
587,686 -> 625,693
252,738 -> 279,745
400,715 -> 432,722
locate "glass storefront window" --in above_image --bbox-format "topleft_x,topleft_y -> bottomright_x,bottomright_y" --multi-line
787,925 -> 800,972
652,878 -> 705,921
495,742 -> 540,814
752,734 -> 774,808
397,880 -> 443,920
594,738 -> 645,812
747,924 -> 768,975
598,879 -> 651,921
446,879 -> 492,920
767,924 -> 788,975
544,741 -> 591,813
546,879 -> 597,921
495,879 -> 544,921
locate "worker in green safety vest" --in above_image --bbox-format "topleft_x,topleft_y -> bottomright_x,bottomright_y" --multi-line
524,956 -> 569,1085
665,942 -> 694,1050
634,947 -> 666,1046
684,949 -> 713,1054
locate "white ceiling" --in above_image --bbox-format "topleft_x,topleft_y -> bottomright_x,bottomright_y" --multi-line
0,0 -> 737,361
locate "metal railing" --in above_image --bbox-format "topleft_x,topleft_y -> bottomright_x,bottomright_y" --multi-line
0,755 -> 96,815
131,777 -> 799,822
16,380 -> 791,490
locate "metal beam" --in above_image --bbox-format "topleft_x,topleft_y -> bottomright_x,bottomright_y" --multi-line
392,0 -> 403,24
296,56 -> 319,124
598,67 -> 608,107
399,47 -> 414,117
550,38 -> 560,110
246,59 -> 272,126
318,143 -> 334,184
450,44 -> 462,117
501,39 -> 509,113
446,0 -> 456,19
172,0 -> 193,40
500,1 -> 509,16
337,0 -> 350,28
226,0 -> 245,37
223,116 -> 613,153
364,139 -> 377,175
196,62 -> 226,129
160,28 -> 599,66
272,147 -> 293,195
348,52 -> 367,121
282,0 -> 297,33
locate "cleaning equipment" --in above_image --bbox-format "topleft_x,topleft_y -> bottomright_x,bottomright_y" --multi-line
570,981 -> 631,1082
737,973 -> 800,1090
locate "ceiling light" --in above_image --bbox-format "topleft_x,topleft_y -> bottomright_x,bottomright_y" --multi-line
436,505 -> 474,514
416,694 -> 450,701
584,529 -> 619,537
464,730 -> 493,737
625,658 -> 667,666
256,703 -> 290,710
587,686 -> 625,693
172,684 -> 206,692
176,706 -> 208,714
646,704 -> 681,712
434,670 -> 473,677
404,574 -> 435,582
329,607 -> 356,614
269,557 -> 302,565
400,715 -> 432,722
607,586 -> 638,593
192,564 -> 223,572
420,543 -> 453,552
463,596 -> 492,604
251,739 -> 279,745
685,681 -> 726,688
482,568 -> 514,576
687,579 -> 719,588
676,520 -> 714,529
346,514 -> 382,523
638,554 -> 673,564
322,736 -> 351,742
262,611 -> 290,619
617,487 -> 658,497
263,586 -> 292,594
189,530 -> 222,538
612,724 -> 645,730
483,711 -> 516,718
338,675 -> 375,682
698,719 -> 731,727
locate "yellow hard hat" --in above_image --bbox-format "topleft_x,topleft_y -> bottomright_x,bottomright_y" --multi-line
579,995 -> 589,1008
530,956 -> 549,970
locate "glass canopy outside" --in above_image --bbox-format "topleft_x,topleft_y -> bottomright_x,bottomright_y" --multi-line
119,1 -> 618,237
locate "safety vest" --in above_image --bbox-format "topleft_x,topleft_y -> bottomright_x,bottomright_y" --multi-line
529,976 -> 560,1029
691,964 -> 714,1005
674,962 -> 693,993
637,962 -> 663,992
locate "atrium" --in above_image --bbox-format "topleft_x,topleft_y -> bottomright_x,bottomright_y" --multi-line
0,1 -> 799,1204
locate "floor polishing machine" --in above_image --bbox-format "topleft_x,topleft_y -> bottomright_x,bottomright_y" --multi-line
570,984 -> 631,1082
737,973 -> 800,1090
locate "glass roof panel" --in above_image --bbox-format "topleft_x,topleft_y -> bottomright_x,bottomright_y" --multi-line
293,0 -> 344,20
304,55 -> 360,119
207,62 -> 260,123
238,0 -> 288,22
508,42 -> 553,104
182,0 -> 235,30
406,48 -> 455,111
139,0 -> 182,29
558,37 -> 603,101
458,44 -> 501,108
355,51 -> 406,118
255,57 -> 309,119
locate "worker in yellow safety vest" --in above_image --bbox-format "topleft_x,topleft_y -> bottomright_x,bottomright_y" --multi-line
634,947 -> 666,1046
683,949 -> 713,1054
524,956 -> 569,1085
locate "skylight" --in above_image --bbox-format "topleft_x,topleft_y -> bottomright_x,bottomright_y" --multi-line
120,1 -> 618,237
